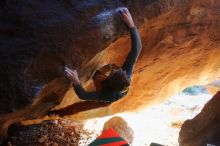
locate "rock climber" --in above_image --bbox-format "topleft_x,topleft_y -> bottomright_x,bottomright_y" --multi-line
65,8 -> 142,103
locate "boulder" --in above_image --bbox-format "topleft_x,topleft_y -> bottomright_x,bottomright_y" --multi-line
102,116 -> 134,144
179,91 -> 220,146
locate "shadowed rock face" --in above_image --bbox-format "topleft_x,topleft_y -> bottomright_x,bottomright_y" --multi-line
0,0 -> 186,114
179,91 -> 220,146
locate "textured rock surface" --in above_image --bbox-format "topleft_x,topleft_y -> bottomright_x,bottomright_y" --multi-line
0,0 -> 220,143
102,116 -> 134,144
179,91 -> 220,146
0,0 -> 187,114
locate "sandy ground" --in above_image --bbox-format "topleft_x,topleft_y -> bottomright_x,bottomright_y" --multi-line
83,92 -> 212,146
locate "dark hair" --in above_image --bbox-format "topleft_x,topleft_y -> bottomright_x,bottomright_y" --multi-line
102,69 -> 130,92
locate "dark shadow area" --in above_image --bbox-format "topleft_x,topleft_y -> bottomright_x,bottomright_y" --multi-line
0,0 -> 6,8
207,123 -> 220,145
48,101 -> 111,117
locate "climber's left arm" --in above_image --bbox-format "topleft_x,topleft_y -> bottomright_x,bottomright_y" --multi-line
119,8 -> 142,79
122,26 -> 142,79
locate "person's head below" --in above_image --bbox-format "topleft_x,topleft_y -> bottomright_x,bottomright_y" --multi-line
102,68 -> 130,92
